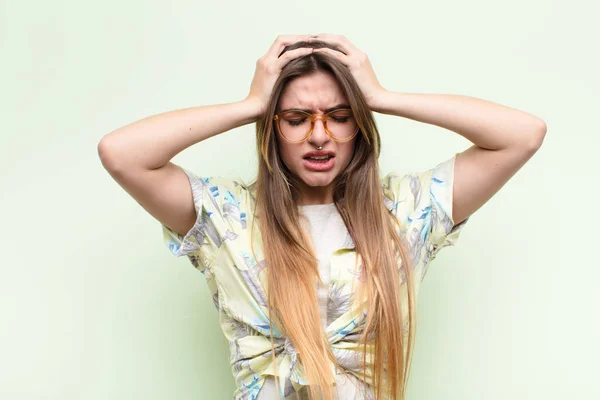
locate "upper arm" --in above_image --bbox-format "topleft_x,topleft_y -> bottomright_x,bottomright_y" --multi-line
100,140 -> 250,272
452,135 -> 544,226
100,150 -> 196,238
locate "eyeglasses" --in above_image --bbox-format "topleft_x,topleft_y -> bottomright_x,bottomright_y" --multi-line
273,108 -> 360,143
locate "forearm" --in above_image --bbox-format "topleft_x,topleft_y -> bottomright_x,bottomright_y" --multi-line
98,99 -> 261,171
371,91 -> 546,150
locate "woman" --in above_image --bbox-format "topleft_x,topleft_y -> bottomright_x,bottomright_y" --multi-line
98,34 -> 546,400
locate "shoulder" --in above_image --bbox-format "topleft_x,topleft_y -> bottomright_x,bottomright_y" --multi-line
380,170 -> 422,216
380,155 -> 457,217
182,172 -> 254,209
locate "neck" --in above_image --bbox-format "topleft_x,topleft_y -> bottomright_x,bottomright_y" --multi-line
297,184 -> 334,206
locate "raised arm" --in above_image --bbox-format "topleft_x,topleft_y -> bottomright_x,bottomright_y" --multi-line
97,34 -> 314,237
97,100 -> 261,237
309,34 -> 547,228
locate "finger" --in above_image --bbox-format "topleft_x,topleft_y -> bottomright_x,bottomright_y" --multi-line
310,34 -> 355,56
312,47 -> 348,66
265,34 -> 312,60
275,47 -> 314,69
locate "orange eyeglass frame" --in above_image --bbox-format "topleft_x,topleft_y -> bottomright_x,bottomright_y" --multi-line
273,110 -> 360,143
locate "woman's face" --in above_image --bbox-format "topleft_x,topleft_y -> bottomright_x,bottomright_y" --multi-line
275,70 -> 357,205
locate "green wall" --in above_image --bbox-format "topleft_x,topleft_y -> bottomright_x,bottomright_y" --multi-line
1,0 -> 596,398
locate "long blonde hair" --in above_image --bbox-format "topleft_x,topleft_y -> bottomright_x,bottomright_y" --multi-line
250,40 -> 417,400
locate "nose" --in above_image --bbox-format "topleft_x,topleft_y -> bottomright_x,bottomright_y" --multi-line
308,117 -> 331,147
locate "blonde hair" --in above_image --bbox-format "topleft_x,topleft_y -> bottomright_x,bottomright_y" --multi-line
249,40 -> 417,400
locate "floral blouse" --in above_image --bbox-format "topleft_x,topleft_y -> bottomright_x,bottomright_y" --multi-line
161,153 -> 469,399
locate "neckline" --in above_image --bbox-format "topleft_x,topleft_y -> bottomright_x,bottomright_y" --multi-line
297,203 -> 336,210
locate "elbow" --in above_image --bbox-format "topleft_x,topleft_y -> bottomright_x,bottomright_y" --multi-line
533,119 -> 547,148
537,118 -> 547,136
526,118 -> 547,151
98,137 -> 123,172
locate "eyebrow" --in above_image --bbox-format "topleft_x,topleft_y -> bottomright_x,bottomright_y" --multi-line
279,103 -> 351,113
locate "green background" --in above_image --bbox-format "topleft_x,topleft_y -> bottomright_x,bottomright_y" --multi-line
1,0 -> 596,398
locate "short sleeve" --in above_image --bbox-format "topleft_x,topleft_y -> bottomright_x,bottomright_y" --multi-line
382,153 -> 470,269
161,168 -> 250,273
425,153 -> 469,259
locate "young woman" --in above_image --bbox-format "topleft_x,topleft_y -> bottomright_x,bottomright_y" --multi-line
98,34 -> 546,400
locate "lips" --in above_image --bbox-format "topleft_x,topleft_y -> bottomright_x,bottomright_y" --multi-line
303,157 -> 335,171
303,150 -> 335,160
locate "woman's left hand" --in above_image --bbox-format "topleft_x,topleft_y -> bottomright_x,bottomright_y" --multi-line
310,34 -> 387,110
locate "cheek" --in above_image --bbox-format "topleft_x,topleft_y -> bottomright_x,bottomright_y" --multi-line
338,142 -> 357,167
277,142 -> 298,170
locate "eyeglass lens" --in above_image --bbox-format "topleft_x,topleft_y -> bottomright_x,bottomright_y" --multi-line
277,110 -> 358,142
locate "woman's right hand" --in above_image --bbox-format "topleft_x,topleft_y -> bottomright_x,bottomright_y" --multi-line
245,35 -> 315,117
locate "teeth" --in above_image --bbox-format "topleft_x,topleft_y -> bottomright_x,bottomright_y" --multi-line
308,155 -> 329,160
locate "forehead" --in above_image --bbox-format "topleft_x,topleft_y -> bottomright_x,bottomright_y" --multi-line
278,71 -> 347,112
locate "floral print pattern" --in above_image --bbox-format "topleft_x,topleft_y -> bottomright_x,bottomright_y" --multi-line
161,154 -> 469,399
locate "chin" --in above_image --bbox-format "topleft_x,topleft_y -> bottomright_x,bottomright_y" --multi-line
299,172 -> 336,187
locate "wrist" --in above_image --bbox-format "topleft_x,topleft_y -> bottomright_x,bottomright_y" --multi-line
242,97 -> 265,121
367,88 -> 391,114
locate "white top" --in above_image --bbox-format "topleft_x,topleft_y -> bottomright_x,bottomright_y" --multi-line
299,202 -> 347,329
256,203 -> 370,399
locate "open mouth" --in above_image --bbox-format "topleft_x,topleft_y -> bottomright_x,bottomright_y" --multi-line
303,155 -> 335,171
304,155 -> 334,162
